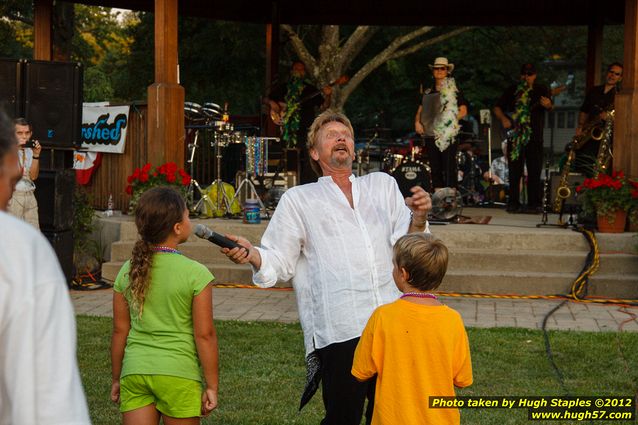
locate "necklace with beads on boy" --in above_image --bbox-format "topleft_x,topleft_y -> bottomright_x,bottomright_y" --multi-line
400,292 -> 437,300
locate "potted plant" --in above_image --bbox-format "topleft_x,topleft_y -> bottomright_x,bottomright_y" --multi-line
125,162 -> 191,212
576,170 -> 634,233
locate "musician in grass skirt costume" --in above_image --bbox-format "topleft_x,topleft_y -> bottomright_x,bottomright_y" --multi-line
493,63 -> 552,214
414,57 -> 468,191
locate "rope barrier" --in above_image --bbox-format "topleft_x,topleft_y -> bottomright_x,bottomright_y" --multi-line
213,227 -> 638,307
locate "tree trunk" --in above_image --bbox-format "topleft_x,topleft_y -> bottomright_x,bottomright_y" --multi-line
282,25 -> 473,111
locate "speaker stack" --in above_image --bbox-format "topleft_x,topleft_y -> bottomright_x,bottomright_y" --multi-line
0,57 -> 83,283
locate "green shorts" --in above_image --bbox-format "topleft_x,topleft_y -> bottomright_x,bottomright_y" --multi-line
120,374 -> 202,418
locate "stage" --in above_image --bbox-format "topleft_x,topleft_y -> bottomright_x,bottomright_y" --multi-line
98,206 -> 638,299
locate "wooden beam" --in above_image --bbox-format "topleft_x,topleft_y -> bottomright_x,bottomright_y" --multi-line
33,0 -> 53,61
614,0 -> 638,178
586,20 -> 603,90
263,3 -> 280,137
147,0 -> 184,167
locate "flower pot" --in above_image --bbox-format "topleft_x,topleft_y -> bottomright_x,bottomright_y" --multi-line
596,209 -> 627,233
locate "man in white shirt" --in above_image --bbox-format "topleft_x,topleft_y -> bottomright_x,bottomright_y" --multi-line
0,112 -> 91,425
224,110 -> 431,424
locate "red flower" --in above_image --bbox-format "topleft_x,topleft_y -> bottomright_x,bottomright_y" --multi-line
140,172 -> 149,183
125,185 -> 133,195
166,173 -> 176,183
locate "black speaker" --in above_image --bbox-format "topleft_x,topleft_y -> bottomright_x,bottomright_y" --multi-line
35,169 -> 75,232
551,172 -> 585,206
24,60 -> 83,148
39,148 -> 74,171
42,229 -> 74,284
0,58 -> 24,118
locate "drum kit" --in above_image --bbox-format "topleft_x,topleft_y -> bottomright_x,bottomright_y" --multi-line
183,102 -> 279,218
357,132 -> 496,220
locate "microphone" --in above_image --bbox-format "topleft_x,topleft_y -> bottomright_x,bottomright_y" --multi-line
193,224 -> 242,250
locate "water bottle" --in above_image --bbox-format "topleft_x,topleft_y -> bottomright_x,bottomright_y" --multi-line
105,194 -> 114,217
243,199 -> 260,224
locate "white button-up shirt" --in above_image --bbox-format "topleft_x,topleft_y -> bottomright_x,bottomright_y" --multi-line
254,172 -> 430,355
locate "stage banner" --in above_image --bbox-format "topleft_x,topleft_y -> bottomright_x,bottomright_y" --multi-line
80,104 -> 130,153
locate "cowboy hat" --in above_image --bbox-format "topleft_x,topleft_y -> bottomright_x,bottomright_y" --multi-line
428,57 -> 454,73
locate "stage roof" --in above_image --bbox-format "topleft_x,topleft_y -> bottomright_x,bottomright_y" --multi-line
73,0 -> 625,26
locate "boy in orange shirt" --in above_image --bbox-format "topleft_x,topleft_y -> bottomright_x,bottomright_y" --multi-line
352,233 -> 473,424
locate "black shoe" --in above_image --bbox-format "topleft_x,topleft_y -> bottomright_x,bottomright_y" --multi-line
520,205 -> 543,214
506,204 -> 521,213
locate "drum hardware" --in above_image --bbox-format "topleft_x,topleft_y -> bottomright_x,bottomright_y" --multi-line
430,187 -> 463,222
391,158 -> 432,199
456,150 -> 483,205
207,103 -> 238,217
185,129 -> 216,215
231,136 -> 280,216
202,102 -> 223,120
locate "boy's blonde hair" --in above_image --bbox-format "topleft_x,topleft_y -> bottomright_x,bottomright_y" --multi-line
393,233 -> 448,291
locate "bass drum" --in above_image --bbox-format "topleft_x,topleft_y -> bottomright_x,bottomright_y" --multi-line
391,159 -> 432,198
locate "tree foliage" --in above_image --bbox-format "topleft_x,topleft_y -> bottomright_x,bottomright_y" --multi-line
0,3 -> 625,134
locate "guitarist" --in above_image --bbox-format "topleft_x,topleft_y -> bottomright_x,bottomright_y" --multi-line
266,61 -> 332,184
493,63 -> 553,214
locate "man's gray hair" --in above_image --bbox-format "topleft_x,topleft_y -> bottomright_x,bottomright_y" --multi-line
0,111 -> 17,161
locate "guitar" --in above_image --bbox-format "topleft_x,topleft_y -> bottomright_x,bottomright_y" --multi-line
269,75 -> 349,126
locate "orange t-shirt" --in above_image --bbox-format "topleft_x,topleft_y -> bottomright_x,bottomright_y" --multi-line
352,299 -> 473,425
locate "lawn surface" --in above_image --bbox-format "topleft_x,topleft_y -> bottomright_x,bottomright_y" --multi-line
77,316 -> 638,424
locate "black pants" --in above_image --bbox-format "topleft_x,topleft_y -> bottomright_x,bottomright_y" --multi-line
507,138 -> 543,207
317,338 -> 376,425
424,136 -> 458,189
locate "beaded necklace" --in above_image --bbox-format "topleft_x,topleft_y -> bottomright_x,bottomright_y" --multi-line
400,292 -> 438,300
152,245 -> 182,255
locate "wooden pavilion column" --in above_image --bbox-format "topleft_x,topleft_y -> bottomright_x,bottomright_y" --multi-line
33,0 -> 53,60
614,0 -> 638,178
147,0 -> 184,167
263,2 -> 280,137
585,19 -> 603,90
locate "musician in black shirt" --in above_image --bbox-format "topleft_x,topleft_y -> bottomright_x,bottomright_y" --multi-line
266,61 -> 332,184
574,62 -> 623,176
493,63 -> 552,213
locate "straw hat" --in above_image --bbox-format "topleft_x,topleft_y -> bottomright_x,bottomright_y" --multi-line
428,57 -> 454,73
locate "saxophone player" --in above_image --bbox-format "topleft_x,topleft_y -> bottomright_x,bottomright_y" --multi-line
574,62 -> 623,176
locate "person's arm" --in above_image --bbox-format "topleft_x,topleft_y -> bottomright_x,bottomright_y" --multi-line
415,105 -> 425,135
406,186 -> 432,233
493,105 -> 511,129
453,324 -> 473,388
193,284 -> 219,416
539,86 -> 553,111
575,111 -> 589,136
351,311 -> 379,382
223,235 -> 260,269
29,142 -> 41,181
111,291 -> 131,404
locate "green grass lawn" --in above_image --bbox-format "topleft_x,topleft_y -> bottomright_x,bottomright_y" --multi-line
77,316 -> 638,425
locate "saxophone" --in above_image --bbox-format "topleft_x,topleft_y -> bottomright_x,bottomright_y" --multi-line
573,115 -> 605,147
594,109 -> 614,177
553,148 -> 576,213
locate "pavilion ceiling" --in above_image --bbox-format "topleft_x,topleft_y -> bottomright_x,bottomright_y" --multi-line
73,0 -> 625,26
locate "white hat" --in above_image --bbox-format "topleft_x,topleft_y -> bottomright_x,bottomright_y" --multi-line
429,57 -> 454,73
